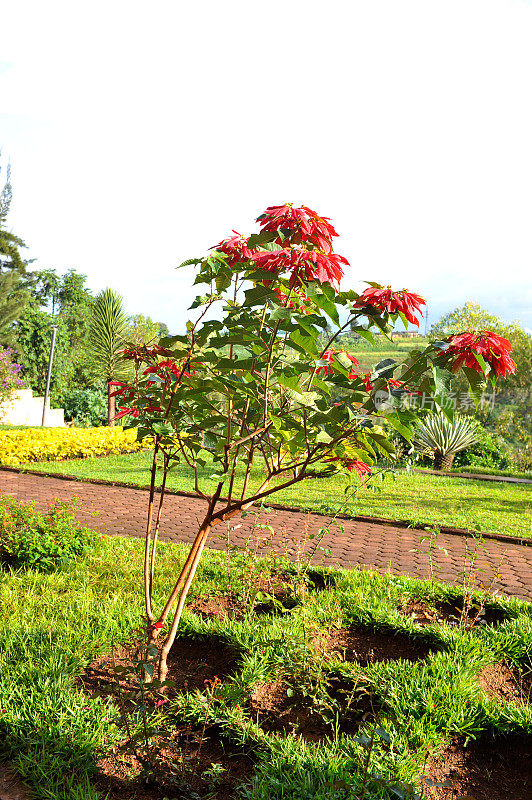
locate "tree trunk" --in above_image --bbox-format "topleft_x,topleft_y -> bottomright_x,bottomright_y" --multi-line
107,382 -> 115,426
433,451 -> 454,471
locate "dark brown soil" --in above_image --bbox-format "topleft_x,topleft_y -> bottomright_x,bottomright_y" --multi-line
399,597 -> 509,629
93,723 -> 254,800
0,763 -> 32,800
328,625 -> 437,665
189,595 -> 244,621
250,674 -> 380,741
80,635 -> 240,698
300,569 -> 337,590
478,662 -> 532,704
425,733 -> 532,800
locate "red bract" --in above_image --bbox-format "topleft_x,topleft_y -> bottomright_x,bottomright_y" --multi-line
355,288 -> 426,326
316,350 -> 359,379
257,204 -> 339,251
357,373 -> 373,391
114,406 -> 140,420
211,230 -> 252,267
253,248 -> 347,291
108,381 -> 135,400
442,331 -> 516,377
326,457 -> 372,480
114,402 -> 162,421
144,360 -> 179,380
143,358 -> 197,385
345,460 -> 372,478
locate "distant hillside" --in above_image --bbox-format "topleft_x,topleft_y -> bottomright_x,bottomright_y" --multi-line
338,333 -> 430,371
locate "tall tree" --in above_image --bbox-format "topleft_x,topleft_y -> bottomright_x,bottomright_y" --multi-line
125,314 -> 164,348
88,288 -> 129,425
14,268 -> 96,404
0,163 -> 29,345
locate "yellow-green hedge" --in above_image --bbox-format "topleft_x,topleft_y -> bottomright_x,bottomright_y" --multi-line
0,426 -> 148,467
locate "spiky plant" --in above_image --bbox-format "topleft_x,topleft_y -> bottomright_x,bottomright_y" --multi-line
88,288 -> 129,425
414,412 -> 481,470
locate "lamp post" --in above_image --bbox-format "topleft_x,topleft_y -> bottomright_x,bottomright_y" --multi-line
42,325 -> 58,427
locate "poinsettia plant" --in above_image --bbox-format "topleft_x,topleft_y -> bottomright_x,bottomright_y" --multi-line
114,203 -> 515,682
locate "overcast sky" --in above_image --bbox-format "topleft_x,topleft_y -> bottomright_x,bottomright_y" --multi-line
1,0 -> 531,333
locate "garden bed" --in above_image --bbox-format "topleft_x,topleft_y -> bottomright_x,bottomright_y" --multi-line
1,534 -> 532,800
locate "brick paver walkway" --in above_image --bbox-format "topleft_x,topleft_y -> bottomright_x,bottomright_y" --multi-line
2,469 -> 531,602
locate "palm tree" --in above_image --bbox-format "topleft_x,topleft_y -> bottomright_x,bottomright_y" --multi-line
88,289 -> 129,425
414,412 -> 480,470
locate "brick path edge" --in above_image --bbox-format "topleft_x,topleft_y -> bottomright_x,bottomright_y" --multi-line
2,464 -> 531,548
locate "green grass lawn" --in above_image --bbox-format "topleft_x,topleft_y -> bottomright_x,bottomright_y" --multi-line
1,534 -> 532,799
24,450 -> 532,539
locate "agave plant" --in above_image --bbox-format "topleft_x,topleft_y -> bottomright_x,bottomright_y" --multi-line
414,412 -> 481,470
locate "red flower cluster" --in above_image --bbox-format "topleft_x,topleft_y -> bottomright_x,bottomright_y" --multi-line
355,288 -> 426,326
253,248 -> 347,291
316,350 -> 360,379
257,204 -> 339,252
442,331 -> 516,377
109,381 -> 163,421
143,358 -> 196,385
211,230 -> 252,267
356,373 -> 374,392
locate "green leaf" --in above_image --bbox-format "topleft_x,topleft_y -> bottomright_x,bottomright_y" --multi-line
176,257 -> 202,269
387,415 -> 414,440
270,306 -> 293,321
246,230 -> 279,249
151,421 -> 174,437
244,285 -> 273,306
289,329 -> 319,356
372,358 -> 397,380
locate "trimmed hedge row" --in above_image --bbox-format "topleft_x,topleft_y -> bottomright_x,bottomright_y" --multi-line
0,426 -> 147,466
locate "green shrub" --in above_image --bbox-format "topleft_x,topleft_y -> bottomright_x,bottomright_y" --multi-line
453,427 -> 512,470
62,383 -> 108,427
0,495 -> 98,571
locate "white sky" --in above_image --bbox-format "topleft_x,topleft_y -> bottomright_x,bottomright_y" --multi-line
1,0 -> 532,333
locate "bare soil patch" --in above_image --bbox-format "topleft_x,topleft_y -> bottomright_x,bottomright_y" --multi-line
425,733 -> 532,800
0,764 -> 32,800
93,722 -> 254,800
189,595 -> 244,621
478,662 -> 532,704
80,635 -> 240,698
399,597 -> 509,629
250,675 -> 380,741
328,625 -> 437,665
